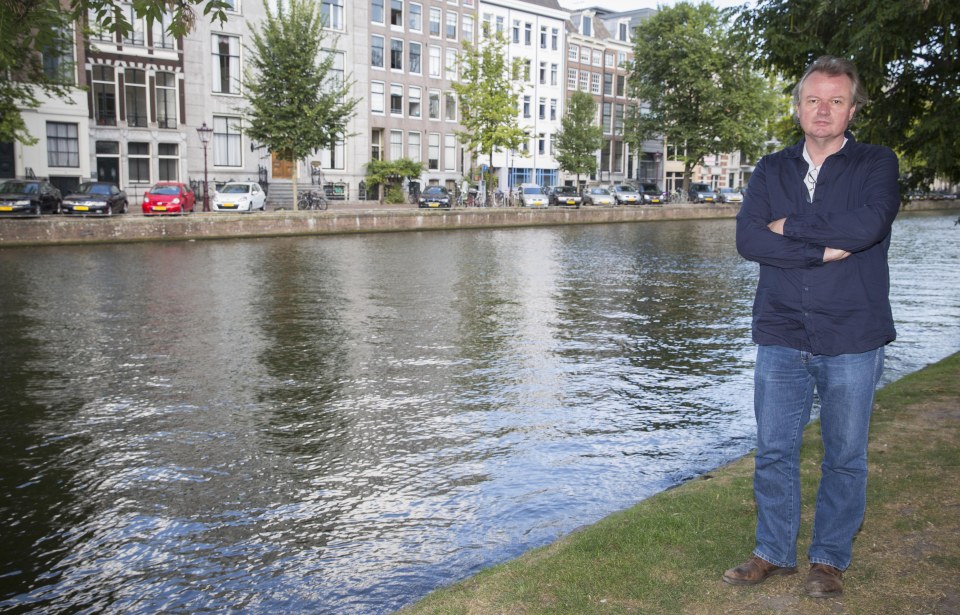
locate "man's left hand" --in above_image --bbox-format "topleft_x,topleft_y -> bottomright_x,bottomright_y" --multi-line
767,218 -> 786,235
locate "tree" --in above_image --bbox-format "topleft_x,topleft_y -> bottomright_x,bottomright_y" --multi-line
242,0 -> 358,210
451,27 -> 527,205
0,0 -> 230,144
553,91 -> 603,191
365,158 -> 423,204
626,2 -> 778,191
735,0 -> 960,189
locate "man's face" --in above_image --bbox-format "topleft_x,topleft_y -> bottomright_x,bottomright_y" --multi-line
796,71 -> 857,142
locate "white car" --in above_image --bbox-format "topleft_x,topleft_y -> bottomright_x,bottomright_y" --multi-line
212,182 -> 267,212
583,187 -> 614,206
718,187 -> 744,204
518,183 -> 547,207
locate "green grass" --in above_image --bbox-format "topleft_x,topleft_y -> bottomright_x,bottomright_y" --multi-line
401,352 -> 960,615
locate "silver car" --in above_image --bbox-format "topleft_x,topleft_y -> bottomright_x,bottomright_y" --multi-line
610,184 -> 641,205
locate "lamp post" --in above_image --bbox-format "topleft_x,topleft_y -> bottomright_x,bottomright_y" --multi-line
196,122 -> 213,212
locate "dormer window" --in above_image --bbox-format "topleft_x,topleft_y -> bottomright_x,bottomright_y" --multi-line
582,15 -> 592,36
619,22 -> 628,41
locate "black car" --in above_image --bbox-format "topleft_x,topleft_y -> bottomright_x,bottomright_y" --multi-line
639,183 -> 666,205
0,179 -> 62,217
418,185 -> 451,209
62,182 -> 129,215
547,185 -> 582,208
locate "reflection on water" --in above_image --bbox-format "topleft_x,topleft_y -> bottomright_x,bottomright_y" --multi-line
1,213 -> 957,613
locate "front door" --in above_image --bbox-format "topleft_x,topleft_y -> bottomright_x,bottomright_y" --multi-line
97,157 -> 120,184
271,154 -> 293,180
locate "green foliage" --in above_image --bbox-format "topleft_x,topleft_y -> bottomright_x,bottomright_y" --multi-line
734,0 -> 960,188
554,91 -> 603,182
365,158 -> 423,203
627,2 -> 778,186
243,0 -> 358,165
451,28 -> 527,181
0,0 -> 230,144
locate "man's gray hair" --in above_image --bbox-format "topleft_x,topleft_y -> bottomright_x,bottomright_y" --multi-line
792,56 -> 870,120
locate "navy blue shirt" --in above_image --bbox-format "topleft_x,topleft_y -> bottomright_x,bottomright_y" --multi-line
736,132 -> 900,356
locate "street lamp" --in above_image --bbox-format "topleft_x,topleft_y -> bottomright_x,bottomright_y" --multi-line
196,122 -> 213,212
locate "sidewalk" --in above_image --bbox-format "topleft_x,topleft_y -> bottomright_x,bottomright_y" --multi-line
401,352 -> 960,615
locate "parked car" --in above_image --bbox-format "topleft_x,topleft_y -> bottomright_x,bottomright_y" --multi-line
0,179 -> 62,216
418,185 -> 452,208
639,183 -> 666,205
62,182 -> 128,215
688,182 -> 718,204
547,185 -> 582,207
582,186 -> 614,206
518,183 -> 547,207
212,181 -> 266,212
610,184 -> 641,205
142,182 -> 196,215
717,187 -> 743,204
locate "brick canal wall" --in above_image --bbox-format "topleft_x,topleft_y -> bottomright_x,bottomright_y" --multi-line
0,201 -> 955,248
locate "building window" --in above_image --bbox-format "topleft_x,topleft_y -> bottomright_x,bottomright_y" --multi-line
603,72 -> 613,96
601,102 -> 612,133
605,52 -> 615,68
408,131 -> 421,163
390,130 -> 403,160
444,134 -> 455,171
156,71 -> 177,129
88,9 -> 113,41
569,44 -> 578,61
539,25 -> 547,48
550,63 -> 558,86
42,26 -> 75,84
158,143 -> 179,181
524,22 -> 531,45
371,129 -> 383,160
538,133 -> 545,155
153,13 -> 175,49
551,27 -> 558,50
92,65 -> 116,126
616,75 -> 626,97
580,46 -> 590,63
46,122 -> 79,167
409,41 -> 421,74
428,133 -> 439,170
445,48 -> 456,80
579,70 -> 589,91
371,81 -> 384,114
390,84 -> 403,115
445,12 -> 457,40
390,0 -> 402,26
408,86 -> 421,117
539,61 -> 546,84
124,68 -> 148,127
372,0 -> 384,24
522,59 -> 531,82
429,8 -> 441,36
322,0 -> 344,29
123,4 -> 145,45
495,15 -> 503,34
522,95 -> 530,118
550,98 -> 557,121
409,2 -> 422,31
428,45 -> 441,78
590,72 -> 601,94
372,35 -> 384,68
428,90 -> 440,119
567,68 -> 577,90
538,97 -> 545,120
614,104 -> 624,133
444,91 -> 456,121
593,49 -> 602,66
463,15 -> 474,43
128,142 -> 150,183
582,15 -> 592,36
213,116 -> 242,167
391,39 -> 403,70
212,34 -> 241,94
619,22 -> 628,41
512,19 -> 520,44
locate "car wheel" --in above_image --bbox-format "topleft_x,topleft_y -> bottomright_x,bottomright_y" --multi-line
120,201 -> 128,214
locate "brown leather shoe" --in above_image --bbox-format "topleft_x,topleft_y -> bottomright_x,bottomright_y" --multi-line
806,563 -> 843,597
722,555 -> 798,586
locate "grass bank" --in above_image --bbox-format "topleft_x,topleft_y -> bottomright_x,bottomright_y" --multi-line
401,352 -> 960,615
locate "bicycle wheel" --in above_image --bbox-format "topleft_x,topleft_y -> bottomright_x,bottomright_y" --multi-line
318,196 -> 328,210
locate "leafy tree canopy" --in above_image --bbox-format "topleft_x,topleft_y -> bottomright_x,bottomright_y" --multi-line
735,0 -> 960,187
627,1 -> 778,186
0,0 -> 230,143
553,90 -> 603,184
451,27 -> 527,196
242,0 -> 358,207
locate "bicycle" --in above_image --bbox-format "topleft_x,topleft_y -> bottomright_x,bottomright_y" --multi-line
297,190 -> 328,210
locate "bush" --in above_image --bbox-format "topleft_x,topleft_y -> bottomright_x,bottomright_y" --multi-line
386,185 -> 406,204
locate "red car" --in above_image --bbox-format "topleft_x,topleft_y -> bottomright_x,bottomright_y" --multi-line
142,182 -> 196,215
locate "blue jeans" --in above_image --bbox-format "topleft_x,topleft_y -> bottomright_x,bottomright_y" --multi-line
752,344 -> 884,571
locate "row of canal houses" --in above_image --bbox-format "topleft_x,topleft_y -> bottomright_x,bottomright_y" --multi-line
6,0 -> 747,204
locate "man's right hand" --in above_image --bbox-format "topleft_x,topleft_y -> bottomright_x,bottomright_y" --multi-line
823,247 -> 851,262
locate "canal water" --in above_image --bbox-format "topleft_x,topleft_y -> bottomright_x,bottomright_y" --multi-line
1,212 -> 958,614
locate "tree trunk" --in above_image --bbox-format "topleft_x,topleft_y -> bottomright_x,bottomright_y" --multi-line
292,163 -> 300,211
